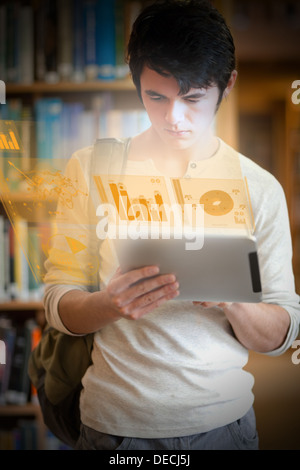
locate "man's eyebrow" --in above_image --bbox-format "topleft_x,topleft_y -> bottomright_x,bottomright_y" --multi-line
144,89 -> 207,99
144,90 -> 166,97
183,91 -> 207,98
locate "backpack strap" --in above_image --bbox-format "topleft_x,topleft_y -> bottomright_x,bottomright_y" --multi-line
92,137 -> 130,175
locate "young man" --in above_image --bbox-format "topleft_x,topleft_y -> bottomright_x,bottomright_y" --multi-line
44,0 -> 300,450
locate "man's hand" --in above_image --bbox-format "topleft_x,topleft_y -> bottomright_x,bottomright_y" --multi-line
193,300 -> 290,353
104,266 -> 180,321
58,265 -> 180,334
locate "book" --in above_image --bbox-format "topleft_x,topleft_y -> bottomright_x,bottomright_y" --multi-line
124,0 -> 142,46
0,216 -> 5,300
0,4 -> 7,82
0,217 -> 44,301
115,0 -> 129,79
18,419 -> 38,450
83,0 -> 98,81
34,0 -> 46,81
17,5 -> 34,84
72,0 -> 85,82
8,221 -> 17,300
6,319 -> 36,405
0,318 -> 16,405
29,323 -> 42,404
57,0 -> 73,81
96,0 -> 116,80
13,218 -> 29,301
6,2 -> 18,83
20,107 -> 34,172
44,0 -> 59,84
35,97 -> 63,160
1,0 -> 134,84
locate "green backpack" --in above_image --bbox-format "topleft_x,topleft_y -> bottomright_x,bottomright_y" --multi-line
28,138 -> 129,448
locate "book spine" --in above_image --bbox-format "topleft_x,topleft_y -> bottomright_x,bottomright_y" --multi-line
0,320 -> 16,405
57,0 -> 73,81
96,0 -> 116,80
44,0 -> 59,84
72,0 -> 85,82
35,99 -> 47,159
8,222 -> 17,300
5,320 -> 39,407
115,0 -> 129,79
78,109 -> 95,149
6,2 -> 18,83
19,420 -> 38,450
0,4 -> 7,82
4,219 -> 10,299
29,323 -> 42,404
13,218 -> 29,301
34,0 -> 46,81
0,216 -> 5,300
46,98 -> 63,159
20,106 -> 33,172
83,0 -> 98,81
124,0 -> 142,47
6,324 -> 29,405
17,5 -> 34,84
35,97 -> 63,159
66,101 -> 85,156
27,226 -> 43,298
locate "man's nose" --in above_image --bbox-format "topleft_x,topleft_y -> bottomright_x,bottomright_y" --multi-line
165,100 -> 185,125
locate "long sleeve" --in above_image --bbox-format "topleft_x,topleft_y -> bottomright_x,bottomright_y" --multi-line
43,146 -> 101,334
243,158 -> 300,355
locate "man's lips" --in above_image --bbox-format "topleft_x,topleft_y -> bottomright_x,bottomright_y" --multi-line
165,129 -> 190,136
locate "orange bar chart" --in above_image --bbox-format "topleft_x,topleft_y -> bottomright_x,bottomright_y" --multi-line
0,121 -> 22,152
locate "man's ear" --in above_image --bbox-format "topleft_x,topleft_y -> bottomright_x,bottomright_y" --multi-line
223,70 -> 238,98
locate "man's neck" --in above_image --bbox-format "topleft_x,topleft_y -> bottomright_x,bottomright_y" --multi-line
129,127 -> 219,177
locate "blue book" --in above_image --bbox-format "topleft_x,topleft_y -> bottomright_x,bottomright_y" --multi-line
35,99 -> 47,160
35,98 -> 63,160
115,0 -> 129,79
64,101 -> 84,156
96,0 -> 116,80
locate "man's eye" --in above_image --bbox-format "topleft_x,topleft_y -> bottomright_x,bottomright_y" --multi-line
150,96 -> 164,101
185,98 -> 200,103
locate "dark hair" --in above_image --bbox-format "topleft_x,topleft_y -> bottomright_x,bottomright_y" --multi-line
127,0 -> 236,104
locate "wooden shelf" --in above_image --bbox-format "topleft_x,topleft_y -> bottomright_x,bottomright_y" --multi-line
6,79 -> 136,95
0,301 -> 43,311
0,403 -> 41,417
238,74 -> 296,112
0,192 -> 58,204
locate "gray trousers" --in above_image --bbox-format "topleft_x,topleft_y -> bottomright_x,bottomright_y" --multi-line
75,407 -> 259,450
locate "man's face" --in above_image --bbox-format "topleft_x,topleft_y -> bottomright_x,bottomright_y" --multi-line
140,66 -> 220,150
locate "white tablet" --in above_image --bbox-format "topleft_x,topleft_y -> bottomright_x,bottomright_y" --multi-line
113,229 -> 262,303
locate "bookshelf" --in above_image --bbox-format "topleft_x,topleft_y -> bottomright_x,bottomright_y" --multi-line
0,0 -> 299,451
0,0 -> 148,450
237,68 -> 300,292
287,96 -> 300,293
6,79 -> 136,95
0,403 -> 45,450
0,300 -> 45,449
